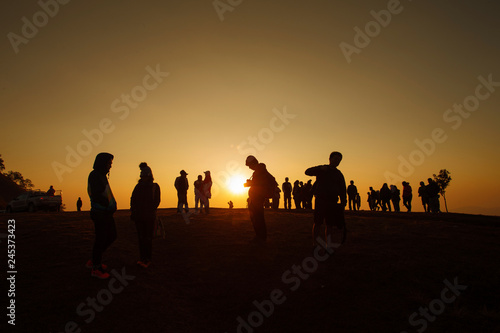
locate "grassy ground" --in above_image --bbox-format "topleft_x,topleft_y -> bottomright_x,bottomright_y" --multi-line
2,208 -> 500,333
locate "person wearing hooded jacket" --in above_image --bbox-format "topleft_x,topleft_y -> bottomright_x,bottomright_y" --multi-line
87,152 -> 117,279
131,162 -> 161,268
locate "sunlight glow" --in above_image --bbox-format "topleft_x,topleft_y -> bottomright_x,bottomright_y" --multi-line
228,175 -> 248,195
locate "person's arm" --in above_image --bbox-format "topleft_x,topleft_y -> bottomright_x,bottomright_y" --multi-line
153,183 -> 161,209
339,171 -> 347,206
305,165 -> 326,177
88,172 -> 109,207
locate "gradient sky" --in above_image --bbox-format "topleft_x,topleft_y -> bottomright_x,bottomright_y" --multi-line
1,0 -> 499,215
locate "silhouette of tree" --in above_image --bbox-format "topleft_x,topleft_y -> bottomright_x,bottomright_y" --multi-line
433,169 -> 452,213
1,154 -> 34,190
4,171 -> 34,190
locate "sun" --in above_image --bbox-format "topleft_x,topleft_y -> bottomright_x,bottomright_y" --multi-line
228,175 -> 248,195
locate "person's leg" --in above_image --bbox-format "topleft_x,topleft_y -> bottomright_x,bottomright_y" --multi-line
144,217 -> 155,262
249,197 -> 266,242
91,212 -> 116,268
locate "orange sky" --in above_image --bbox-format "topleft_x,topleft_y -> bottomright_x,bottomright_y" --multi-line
1,0 -> 499,215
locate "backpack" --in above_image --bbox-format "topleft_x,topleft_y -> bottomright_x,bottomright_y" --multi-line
262,170 -> 278,199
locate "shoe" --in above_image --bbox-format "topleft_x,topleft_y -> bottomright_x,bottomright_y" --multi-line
91,268 -> 110,279
86,260 -> 108,270
137,260 -> 151,268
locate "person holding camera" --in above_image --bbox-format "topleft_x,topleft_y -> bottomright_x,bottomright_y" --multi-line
244,155 -> 273,244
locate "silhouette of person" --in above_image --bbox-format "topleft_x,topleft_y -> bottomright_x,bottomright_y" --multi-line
367,191 -> 373,210
369,187 -> 379,211
282,177 -> 292,210
202,171 -> 212,214
244,155 -> 270,243
347,180 -> 358,211
355,192 -> 361,210
194,175 -> 203,213
76,197 -> 83,212
305,151 -> 347,249
402,181 -> 412,212
87,152 -> 117,279
380,183 -> 392,212
228,200 -> 234,209
47,185 -> 55,196
175,170 -> 189,213
131,162 -> 161,268
426,178 -> 441,213
300,181 -> 307,209
303,180 -> 313,209
390,185 -> 401,212
272,186 -> 281,210
418,181 -> 429,212
292,180 -> 302,209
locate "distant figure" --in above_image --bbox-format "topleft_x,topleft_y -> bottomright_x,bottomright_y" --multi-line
272,186 -> 281,210
131,163 -> 161,269
292,180 -> 302,209
426,178 -> 441,213
418,181 -> 429,212
76,197 -> 83,212
375,190 -> 381,210
244,155 -> 276,243
369,187 -> 379,211
390,185 -> 401,212
300,181 -> 307,209
47,185 -> 55,196
402,181 -> 413,212
347,180 -> 358,211
367,191 -> 373,210
87,152 -> 117,279
305,151 -> 347,249
194,175 -> 204,213
303,180 -> 313,209
380,183 -> 392,212
174,170 -> 189,213
202,171 -> 212,214
355,192 -> 361,210
228,201 -> 234,209
282,177 -> 293,210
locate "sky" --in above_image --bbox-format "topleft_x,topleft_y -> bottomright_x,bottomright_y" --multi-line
1,0 -> 499,215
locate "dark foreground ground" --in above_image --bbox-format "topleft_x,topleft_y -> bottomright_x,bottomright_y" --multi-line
2,208 -> 500,333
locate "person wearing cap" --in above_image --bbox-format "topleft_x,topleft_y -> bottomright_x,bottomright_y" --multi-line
175,170 -> 189,213
202,170 -> 212,214
131,162 -> 161,268
305,151 -> 347,249
244,155 -> 269,243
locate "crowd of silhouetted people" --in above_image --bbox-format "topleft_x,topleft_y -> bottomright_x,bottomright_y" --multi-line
262,177 -> 441,214
365,178 -> 441,213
